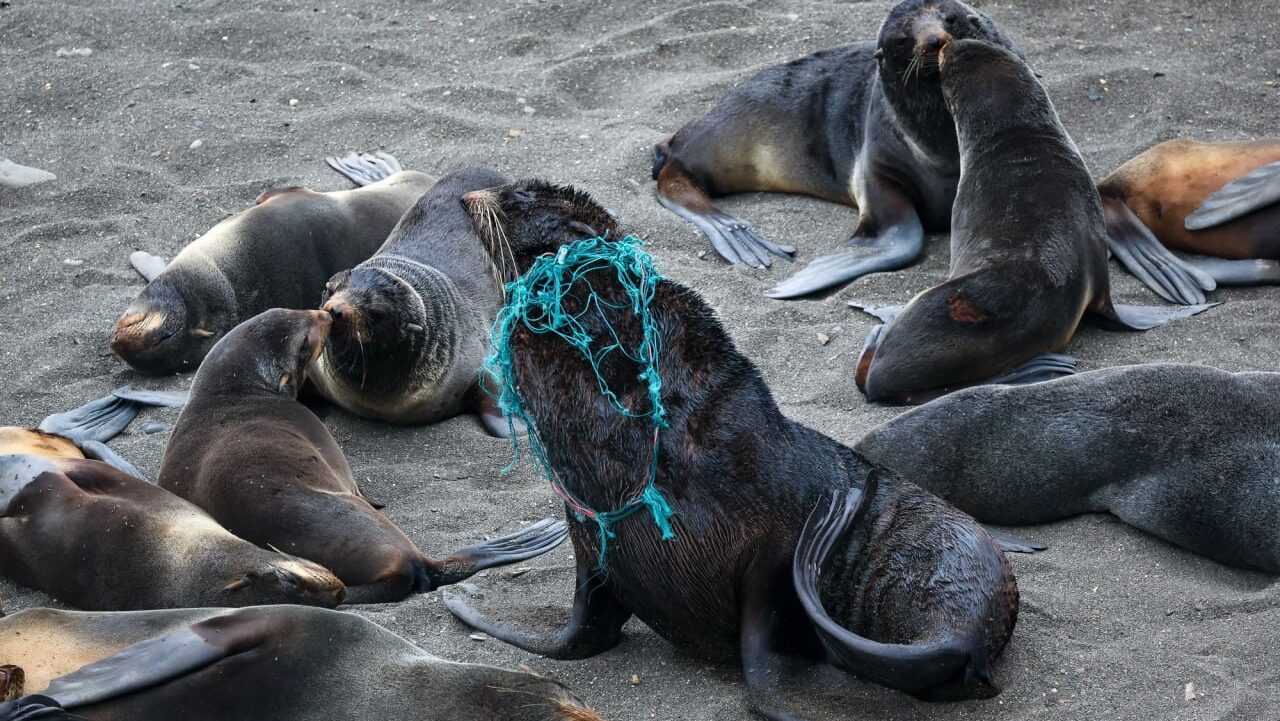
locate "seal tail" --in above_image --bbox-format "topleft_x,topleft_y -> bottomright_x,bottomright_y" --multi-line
325,151 -> 404,186
422,518 -> 569,589
792,471 -> 991,699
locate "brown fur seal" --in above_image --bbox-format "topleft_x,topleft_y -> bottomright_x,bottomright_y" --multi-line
0,605 -> 603,721
112,153 -> 434,375
311,167 -> 510,432
445,180 -> 1020,716
159,308 -> 567,604
850,40 -> 1214,405
1100,138 -> 1280,303
0,456 -> 344,610
652,0 -> 1021,296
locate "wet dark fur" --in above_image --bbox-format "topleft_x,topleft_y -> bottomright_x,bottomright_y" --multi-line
458,181 -> 1018,708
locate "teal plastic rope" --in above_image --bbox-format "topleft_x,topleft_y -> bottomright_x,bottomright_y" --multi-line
484,234 -> 676,569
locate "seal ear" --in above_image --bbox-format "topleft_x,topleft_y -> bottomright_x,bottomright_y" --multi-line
278,372 -> 295,395
224,571 -> 258,591
190,327 -> 214,339
405,323 -> 424,334
874,48 -> 885,61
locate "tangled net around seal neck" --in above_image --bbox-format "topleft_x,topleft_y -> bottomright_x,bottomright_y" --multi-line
484,234 -> 676,569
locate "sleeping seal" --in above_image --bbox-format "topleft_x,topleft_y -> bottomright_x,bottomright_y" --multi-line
851,39 -> 1213,404
857,363 -> 1280,574
159,308 -> 567,604
112,153 -> 433,375
446,180 -> 1020,716
0,605 -> 603,721
310,166 -> 510,431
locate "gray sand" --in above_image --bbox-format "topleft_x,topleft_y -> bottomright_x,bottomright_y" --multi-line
1,0 -> 1278,719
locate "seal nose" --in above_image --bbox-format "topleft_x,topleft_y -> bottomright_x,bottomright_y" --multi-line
926,33 -> 947,51
323,298 -> 349,320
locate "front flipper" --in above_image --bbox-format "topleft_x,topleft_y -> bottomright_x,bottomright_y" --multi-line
325,152 -> 405,187
0,696 -> 83,721
444,554 -> 632,660
127,251 -> 167,283
767,184 -> 924,299
41,628 -> 225,709
1183,256 -> 1280,286
1092,301 -> 1218,331
655,163 -> 795,268
984,528 -> 1048,554
984,355 -> 1077,386
1102,197 -> 1216,305
432,519 -> 568,587
1185,161 -> 1280,231
793,473 -> 981,697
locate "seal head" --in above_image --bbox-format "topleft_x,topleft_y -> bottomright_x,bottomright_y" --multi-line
110,275 -> 232,375
319,267 -> 426,398
199,308 -> 330,398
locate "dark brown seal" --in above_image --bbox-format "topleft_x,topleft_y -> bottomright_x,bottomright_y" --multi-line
444,180 -> 1020,715
1099,138 -> 1280,303
851,39 -> 1214,404
112,153 -> 434,375
653,0 -> 1021,297
0,455 -> 344,610
0,605 -> 604,721
158,308 -> 567,604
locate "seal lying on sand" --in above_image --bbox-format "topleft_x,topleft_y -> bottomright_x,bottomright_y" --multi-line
0,455 -> 344,610
159,308 -> 567,604
112,153 -> 433,375
311,167 -> 510,432
652,0 -> 1020,295
1100,138 -> 1280,303
850,40 -> 1214,404
446,181 -> 1020,715
0,605 -> 603,721
857,363 -> 1280,574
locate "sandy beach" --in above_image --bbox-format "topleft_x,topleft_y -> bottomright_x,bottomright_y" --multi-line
2,0 -> 1278,719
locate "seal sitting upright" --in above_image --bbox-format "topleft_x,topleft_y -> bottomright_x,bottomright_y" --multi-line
310,167 -> 511,432
159,308 -> 567,604
652,0 -> 1020,296
851,39 -> 1214,404
446,181 -> 1020,716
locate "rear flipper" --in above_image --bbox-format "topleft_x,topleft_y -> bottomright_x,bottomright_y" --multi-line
431,518 -> 569,587
128,251 -> 167,283
36,386 -> 187,478
984,528 -> 1048,554
1093,302 -> 1218,331
1183,256 -> 1280,286
792,473 -> 997,699
1185,160 -> 1280,231
655,163 -> 795,269
0,696 -> 83,721
1102,196 -> 1216,305
325,151 -> 405,187
75,442 -> 144,481
985,355 -> 1077,386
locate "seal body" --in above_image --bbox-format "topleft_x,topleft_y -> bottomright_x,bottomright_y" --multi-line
857,363 -> 1280,574
160,308 -> 566,604
445,181 -> 1018,713
852,39 -> 1213,404
112,169 -> 434,375
0,606 -> 602,721
653,0 -> 1022,297
0,456 -> 344,610
311,167 -> 508,425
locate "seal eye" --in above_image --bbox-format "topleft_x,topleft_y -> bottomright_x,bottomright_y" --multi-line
945,14 -> 957,25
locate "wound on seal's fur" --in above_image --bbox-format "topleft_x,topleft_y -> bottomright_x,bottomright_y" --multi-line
947,293 -> 988,323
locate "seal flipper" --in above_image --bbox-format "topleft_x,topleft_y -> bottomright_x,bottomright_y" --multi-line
654,162 -> 795,269
0,696 -> 83,721
465,380 -> 526,439
431,518 -> 568,587
793,473 -> 984,698
1092,301 -> 1218,331
75,442 -> 145,480
984,528 -> 1048,554
444,554 -> 632,660
1183,256 -> 1280,286
325,152 -> 404,187
36,386 -> 186,478
739,556 -> 822,721
127,251 -> 167,283
1101,197 -> 1216,305
1185,161 -> 1280,231
984,355 -> 1078,386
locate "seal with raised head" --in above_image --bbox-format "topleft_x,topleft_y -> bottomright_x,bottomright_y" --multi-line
0,456 -> 345,610
445,180 -> 1021,716
159,308 -> 567,604
310,166 -> 510,431
856,363 -> 1280,574
0,605 -> 604,721
112,153 -> 434,375
1100,138 -> 1280,303
850,39 -> 1214,404
652,0 -> 1021,296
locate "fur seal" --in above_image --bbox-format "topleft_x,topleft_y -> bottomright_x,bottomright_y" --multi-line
159,308 -> 567,604
0,456 -> 345,610
112,152 -> 434,375
652,0 -> 1021,295
856,363 -> 1280,574
850,39 -> 1214,404
0,605 -> 603,721
1100,138 -> 1280,303
445,180 -> 1020,715
311,167 -> 509,431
